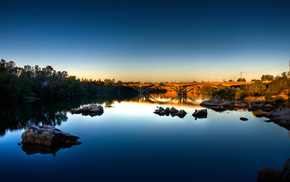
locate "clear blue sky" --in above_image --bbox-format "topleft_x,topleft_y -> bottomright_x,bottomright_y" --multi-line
1,0 -> 290,82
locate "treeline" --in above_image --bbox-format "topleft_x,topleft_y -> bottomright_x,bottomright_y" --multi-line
0,59 -> 135,102
203,72 -> 290,101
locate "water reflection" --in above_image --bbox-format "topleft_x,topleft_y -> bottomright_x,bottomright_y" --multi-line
130,93 -> 210,106
0,102 -> 68,136
0,94 -> 290,182
1,93 -> 288,138
21,143 -> 76,156
0,95 -> 137,137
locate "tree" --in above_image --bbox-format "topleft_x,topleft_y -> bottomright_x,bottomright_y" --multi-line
245,80 -> 266,96
261,74 -> 274,81
237,78 -> 246,82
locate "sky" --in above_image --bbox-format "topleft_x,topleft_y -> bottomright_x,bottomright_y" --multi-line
1,0 -> 290,82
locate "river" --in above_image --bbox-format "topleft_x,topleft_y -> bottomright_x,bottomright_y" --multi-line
0,94 -> 289,182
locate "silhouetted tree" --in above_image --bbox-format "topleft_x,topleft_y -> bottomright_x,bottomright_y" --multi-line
261,74 -> 274,81
237,78 -> 246,82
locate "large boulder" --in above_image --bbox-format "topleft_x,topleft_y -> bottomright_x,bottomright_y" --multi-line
22,125 -> 81,147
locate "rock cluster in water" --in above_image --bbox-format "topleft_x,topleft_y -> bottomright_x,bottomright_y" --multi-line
21,125 -> 81,147
256,108 -> 290,129
71,104 -> 104,116
200,95 -> 276,112
257,158 -> 290,182
154,106 -> 187,118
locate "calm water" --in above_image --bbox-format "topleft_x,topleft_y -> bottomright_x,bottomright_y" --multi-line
0,94 -> 290,182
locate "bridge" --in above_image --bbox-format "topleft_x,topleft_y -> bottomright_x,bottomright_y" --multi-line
115,81 -> 255,96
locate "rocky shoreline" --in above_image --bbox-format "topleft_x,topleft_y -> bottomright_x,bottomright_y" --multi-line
200,95 -> 290,129
200,95 -> 276,112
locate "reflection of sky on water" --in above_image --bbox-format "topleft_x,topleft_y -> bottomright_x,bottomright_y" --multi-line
0,98 -> 290,182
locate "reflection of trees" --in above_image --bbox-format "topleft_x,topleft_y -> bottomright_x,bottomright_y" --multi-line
0,95 -> 138,136
0,102 -> 68,136
21,143 -> 79,156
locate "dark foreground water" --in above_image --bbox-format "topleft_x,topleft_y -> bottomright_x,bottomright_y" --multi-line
0,95 -> 290,182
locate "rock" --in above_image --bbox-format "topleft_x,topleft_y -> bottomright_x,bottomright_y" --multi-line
239,103 -> 248,108
176,110 -> 187,117
154,106 -> 186,118
264,120 -> 271,123
165,107 -> 170,113
257,158 -> 290,182
192,109 -> 208,118
264,104 -> 274,109
153,110 -> 160,114
170,107 -> 178,113
240,117 -> 248,121
17,143 -> 22,146
220,101 -> 234,107
160,110 -> 166,115
281,158 -> 290,180
158,107 -> 164,112
154,107 -> 165,115
284,109 -> 290,115
256,112 -> 272,118
248,104 -> 254,111
257,168 -> 280,182
22,125 -> 81,147
266,109 -> 290,129
71,104 -> 104,116
263,103 -> 275,111
97,105 -> 104,112
211,106 -> 226,112
200,100 -> 210,106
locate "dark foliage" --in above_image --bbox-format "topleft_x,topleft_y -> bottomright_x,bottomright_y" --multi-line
0,59 -> 137,102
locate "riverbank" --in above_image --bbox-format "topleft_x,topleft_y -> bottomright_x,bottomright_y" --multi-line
200,95 -> 290,129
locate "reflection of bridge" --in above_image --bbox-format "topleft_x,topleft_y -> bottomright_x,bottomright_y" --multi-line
129,93 -> 210,106
115,82 -> 253,96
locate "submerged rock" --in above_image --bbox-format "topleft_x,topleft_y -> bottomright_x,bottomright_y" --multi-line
192,109 -> 208,118
22,125 -> 81,147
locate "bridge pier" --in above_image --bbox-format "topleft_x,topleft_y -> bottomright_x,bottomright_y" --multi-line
130,85 -> 154,95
